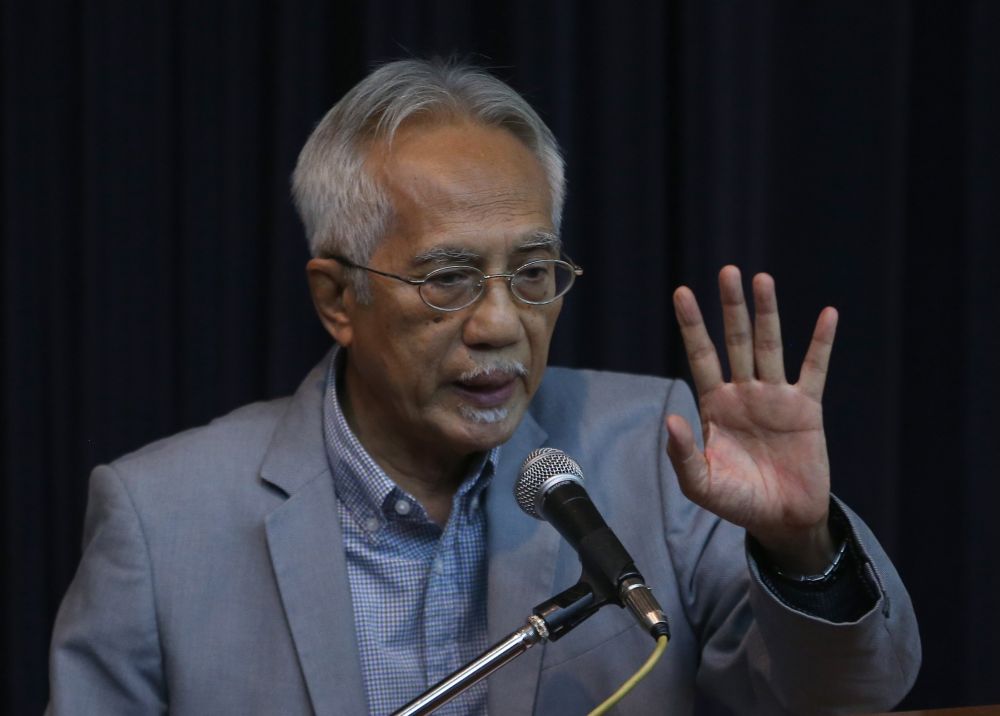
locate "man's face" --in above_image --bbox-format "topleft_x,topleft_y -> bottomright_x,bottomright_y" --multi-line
335,120 -> 561,469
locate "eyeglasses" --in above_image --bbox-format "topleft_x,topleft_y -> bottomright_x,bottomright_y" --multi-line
326,254 -> 584,312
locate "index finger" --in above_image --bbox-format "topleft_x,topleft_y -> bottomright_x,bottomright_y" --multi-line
797,306 -> 838,401
673,285 -> 724,395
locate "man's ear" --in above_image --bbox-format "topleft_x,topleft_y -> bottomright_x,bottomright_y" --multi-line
306,258 -> 356,347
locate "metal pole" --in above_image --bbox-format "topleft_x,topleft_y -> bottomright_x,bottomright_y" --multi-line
391,615 -> 550,716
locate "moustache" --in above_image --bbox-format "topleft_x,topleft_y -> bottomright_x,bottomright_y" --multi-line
458,359 -> 528,383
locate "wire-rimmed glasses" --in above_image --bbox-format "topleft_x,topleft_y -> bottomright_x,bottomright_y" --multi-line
326,254 -> 584,312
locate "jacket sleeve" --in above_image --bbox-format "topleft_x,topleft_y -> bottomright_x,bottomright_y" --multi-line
661,379 -> 921,715
48,465 -> 167,715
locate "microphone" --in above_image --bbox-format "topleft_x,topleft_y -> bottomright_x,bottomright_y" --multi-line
515,447 -> 670,641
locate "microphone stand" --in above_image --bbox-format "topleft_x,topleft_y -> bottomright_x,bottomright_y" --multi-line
391,581 -> 604,716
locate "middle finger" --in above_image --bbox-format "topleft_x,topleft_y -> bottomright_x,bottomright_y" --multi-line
719,266 -> 754,382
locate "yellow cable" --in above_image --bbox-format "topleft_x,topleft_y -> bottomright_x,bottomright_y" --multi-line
586,634 -> 669,716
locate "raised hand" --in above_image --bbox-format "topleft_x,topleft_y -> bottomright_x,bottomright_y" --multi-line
666,266 -> 840,573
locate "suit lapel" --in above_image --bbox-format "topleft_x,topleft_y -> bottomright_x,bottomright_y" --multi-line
265,481 -> 367,716
485,411 -> 561,716
259,354 -> 563,715
260,355 -> 368,716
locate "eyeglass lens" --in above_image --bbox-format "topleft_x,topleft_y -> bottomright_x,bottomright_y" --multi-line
419,260 -> 576,310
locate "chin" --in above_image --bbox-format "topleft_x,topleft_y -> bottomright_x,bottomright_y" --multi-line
453,403 -> 522,450
458,405 -> 512,425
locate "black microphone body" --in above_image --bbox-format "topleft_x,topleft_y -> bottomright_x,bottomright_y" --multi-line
516,447 -> 670,641
539,481 -> 641,602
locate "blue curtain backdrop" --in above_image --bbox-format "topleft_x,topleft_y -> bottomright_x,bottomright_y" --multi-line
3,1 -> 998,712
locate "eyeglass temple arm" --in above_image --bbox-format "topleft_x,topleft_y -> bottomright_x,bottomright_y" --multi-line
324,254 -> 425,286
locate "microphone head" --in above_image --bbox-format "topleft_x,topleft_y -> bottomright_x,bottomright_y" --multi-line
515,447 -> 585,519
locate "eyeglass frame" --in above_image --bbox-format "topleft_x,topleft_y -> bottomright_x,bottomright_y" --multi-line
323,253 -> 584,312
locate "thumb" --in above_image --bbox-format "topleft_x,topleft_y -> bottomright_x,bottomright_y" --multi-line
666,414 -> 710,503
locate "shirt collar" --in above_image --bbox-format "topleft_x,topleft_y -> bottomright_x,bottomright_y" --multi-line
321,347 -> 499,536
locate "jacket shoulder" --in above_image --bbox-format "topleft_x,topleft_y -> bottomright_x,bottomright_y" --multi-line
529,366 -> 699,460
541,365 -> 684,392
110,396 -> 292,489
534,366 -> 694,422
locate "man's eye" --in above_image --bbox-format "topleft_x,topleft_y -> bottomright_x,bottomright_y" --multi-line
518,265 -> 551,281
427,269 -> 476,287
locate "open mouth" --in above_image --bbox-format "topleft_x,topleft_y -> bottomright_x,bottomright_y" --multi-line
452,374 -> 518,409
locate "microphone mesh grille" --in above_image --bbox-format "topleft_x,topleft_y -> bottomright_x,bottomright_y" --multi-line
515,447 -> 584,519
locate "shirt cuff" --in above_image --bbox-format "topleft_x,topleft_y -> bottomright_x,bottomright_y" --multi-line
746,499 -> 881,623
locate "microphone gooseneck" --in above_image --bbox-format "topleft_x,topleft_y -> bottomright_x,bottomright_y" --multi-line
515,447 -> 670,641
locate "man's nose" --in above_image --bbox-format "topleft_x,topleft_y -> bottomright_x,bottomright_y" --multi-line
461,277 -> 523,349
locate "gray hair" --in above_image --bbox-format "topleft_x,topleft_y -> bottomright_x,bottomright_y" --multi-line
291,58 -> 566,300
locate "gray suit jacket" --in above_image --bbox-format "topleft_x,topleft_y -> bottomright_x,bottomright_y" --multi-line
49,355 -> 920,715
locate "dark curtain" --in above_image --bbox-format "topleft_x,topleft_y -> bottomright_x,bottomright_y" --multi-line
3,1 -> 998,712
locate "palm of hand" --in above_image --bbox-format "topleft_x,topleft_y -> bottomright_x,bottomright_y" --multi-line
667,267 -> 839,553
696,382 -> 830,537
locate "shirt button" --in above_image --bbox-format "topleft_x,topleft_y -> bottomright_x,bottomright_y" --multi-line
363,516 -> 380,533
394,499 -> 412,516
433,559 -> 445,575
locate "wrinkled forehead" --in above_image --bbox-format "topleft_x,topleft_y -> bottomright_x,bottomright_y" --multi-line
367,119 -> 556,263
370,118 -> 548,194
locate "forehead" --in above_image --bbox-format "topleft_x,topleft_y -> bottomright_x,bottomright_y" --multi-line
369,120 -> 555,262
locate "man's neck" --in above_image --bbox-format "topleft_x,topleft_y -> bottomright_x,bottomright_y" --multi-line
337,361 -> 477,527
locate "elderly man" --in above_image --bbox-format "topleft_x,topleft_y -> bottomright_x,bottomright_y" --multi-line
48,60 -> 919,715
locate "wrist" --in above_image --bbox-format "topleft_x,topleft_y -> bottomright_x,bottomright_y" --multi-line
751,516 -> 836,575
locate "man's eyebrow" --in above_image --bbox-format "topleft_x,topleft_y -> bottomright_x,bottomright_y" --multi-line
411,246 -> 481,265
513,231 -> 562,254
410,232 -> 562,267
